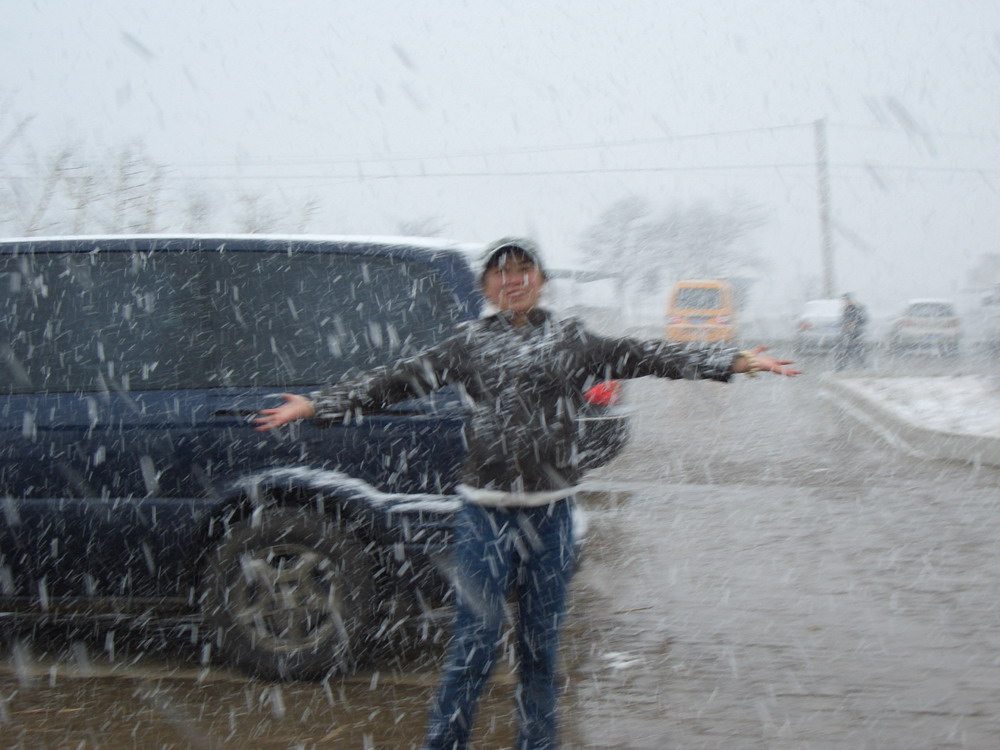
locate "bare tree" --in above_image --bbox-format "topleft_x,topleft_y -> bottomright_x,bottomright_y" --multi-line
578,194 -> 767,309
0,106 -> 316,237
647,198 -> 767,281
23,141 -> 166,235
106,143 -> 164,233
577,195 -> 651,312
0,101 -> 34,229
21,147 -> 72,235
0,112 -> 32,160
62,155 -> 102,234
181,189 -> 216,233
140,163 -> 164,233
295,195 -> 322,233
235,192 -> 278,234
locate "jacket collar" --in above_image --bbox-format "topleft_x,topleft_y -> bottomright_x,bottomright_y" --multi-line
482,306 -> 551,328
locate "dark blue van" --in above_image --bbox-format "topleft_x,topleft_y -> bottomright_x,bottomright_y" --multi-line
0,235 -> 627,680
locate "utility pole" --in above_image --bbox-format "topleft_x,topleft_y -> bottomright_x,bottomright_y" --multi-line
814,118 -> 835,297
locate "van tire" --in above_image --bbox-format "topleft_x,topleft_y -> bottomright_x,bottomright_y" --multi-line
201,507 -> 376,681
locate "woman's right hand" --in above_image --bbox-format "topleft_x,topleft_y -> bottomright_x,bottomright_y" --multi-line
255,393 -> 316,431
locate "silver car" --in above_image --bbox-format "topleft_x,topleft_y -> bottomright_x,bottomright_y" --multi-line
793,298 -> 844,353
886,298 -> 961,355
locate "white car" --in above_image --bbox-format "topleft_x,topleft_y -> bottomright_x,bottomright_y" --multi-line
979,285 -> 1000,353
792,299 -> 844,353
886,298 -> 961,355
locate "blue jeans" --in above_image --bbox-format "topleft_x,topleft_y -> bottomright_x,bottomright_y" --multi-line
423,499 -> 576,750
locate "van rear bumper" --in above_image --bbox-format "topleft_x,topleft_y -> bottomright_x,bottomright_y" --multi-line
665,325 -> 737,343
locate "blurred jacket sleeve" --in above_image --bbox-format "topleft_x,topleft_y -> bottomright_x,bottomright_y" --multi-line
310,333 -> 467,422
578,325 -> 740,383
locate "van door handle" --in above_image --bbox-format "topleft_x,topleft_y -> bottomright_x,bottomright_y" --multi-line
211,408 -> 258,418
211,406 -> 441,419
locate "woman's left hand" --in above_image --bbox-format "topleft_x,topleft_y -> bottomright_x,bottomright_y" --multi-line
743,345 -> 801,377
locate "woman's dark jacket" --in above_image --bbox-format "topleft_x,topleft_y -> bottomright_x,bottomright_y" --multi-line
312,308 -> 739,493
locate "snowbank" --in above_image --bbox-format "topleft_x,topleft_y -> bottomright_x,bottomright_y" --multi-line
844,376 -> 1000,438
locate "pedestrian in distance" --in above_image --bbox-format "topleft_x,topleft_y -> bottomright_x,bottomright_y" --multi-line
835,292 -> 868,370
256,237 -> 800,750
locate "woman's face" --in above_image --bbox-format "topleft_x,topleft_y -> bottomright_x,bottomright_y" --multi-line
481,252 -> 545,314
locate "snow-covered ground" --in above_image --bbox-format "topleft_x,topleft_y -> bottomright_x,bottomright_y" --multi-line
841,375 -> 1000,438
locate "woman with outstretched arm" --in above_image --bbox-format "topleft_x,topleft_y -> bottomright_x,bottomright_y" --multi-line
257,237 -> 799,750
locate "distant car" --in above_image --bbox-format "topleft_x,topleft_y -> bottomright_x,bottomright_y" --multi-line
792,299 -> 844,353
979,285 -> 1000,353
886,299 -> 961,355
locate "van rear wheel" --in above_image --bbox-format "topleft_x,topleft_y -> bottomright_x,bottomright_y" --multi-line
201,507 -> 375,681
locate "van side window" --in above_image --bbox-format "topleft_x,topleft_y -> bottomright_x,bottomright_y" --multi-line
1,247 -> 463,394
208,252 -> 461,388
1,251 -> 208,394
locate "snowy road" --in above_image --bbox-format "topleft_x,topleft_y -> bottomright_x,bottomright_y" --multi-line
566,367 -> 1000,749
2,356 -> 999,748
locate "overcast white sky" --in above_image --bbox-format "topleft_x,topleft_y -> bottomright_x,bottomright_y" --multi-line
4,0 -> 1000,318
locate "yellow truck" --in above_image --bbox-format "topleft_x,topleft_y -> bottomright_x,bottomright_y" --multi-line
665,279 -> 738,343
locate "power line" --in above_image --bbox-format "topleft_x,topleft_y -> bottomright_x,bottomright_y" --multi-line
172,122 -> 997,170
828,121 -> 1000,142
5,120 -> 994,176
193,123 -> 821,169
141,161 -> 1000,181
6,161 -> 999,184
3,123 -> 818,172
